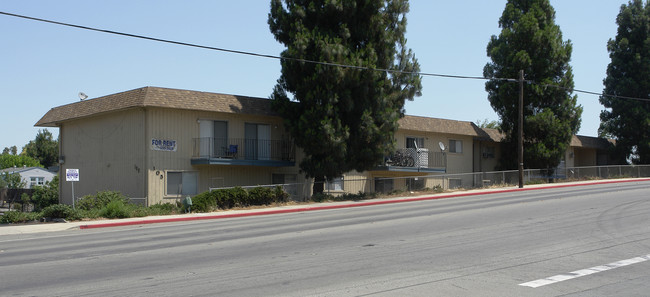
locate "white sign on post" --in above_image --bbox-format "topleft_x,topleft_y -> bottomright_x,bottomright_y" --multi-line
66,169 -> 79,208
66,169 -> 80,181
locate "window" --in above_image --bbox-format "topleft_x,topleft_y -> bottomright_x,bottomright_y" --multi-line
482,146 -> 495,158
449,139 -> 463,153
407,177 -> 425,190
406,137 -> 425,149
375,178 -> 393,193
30,177 -> 44,188
326,177 -> 343,191
166,171 -> 198,196
199,120 -> 228,158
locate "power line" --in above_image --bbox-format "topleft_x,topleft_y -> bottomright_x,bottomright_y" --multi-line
1,10 -> 648,102
0,10 -> 513,83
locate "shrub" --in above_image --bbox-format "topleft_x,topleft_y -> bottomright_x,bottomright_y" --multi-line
99,200 -> 132,219
0,210 -> 41,224
230,187 -> 249,207
80,208 -> 102,219
311,192 -> 333,203
77,191 -> 130,211
41,204 -> 82,221
248,187 -> 274,205
147,203 -> 180,215
212,189 -> 229,209
190,192 -> 217,213
31,176 -> 59,211
273,185 -> 289,202
335,191 -> 377,201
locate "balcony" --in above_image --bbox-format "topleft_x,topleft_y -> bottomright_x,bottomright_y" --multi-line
374,148 -> 446,173
192,138 -> 295,167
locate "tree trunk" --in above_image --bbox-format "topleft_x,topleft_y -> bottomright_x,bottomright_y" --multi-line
313,175 -> 325,195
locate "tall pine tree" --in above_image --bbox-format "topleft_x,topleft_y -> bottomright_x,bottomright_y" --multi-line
599,0 -> 650,164
484,0 -> 582,171
268,0 -> 422,193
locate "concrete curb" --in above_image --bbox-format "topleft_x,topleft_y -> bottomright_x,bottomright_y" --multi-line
78,177 -> 650,230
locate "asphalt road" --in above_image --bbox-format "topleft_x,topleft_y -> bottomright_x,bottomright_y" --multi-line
1,181 -> 650,296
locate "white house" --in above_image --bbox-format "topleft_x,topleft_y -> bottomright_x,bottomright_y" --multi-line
0,166 -> 57,189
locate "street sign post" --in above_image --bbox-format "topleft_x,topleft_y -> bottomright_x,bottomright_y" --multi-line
66,169 -> 79,208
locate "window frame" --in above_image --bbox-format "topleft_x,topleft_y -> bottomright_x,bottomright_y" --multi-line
165,171 -> 198,196
449,139 -> 463,153
326,177 -> 344,192
406,136 -> 425,149
30,176 -> 45,188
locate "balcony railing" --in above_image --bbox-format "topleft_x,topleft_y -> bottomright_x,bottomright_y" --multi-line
383,148 -> 446,170
192,138 -> 295,163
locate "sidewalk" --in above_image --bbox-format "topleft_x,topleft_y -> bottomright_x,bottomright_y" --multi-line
2,178 -> 649,236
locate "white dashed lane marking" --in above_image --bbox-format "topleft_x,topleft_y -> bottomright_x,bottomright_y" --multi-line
519,254 -> 650,288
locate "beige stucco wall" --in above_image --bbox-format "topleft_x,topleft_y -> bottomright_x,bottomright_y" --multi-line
59,108 -> 146,205
473,141 -> 500,172
572,147 -> 598,167
144,107 -> 303,205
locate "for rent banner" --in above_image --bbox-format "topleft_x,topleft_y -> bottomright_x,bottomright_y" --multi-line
151,139 -> 177,152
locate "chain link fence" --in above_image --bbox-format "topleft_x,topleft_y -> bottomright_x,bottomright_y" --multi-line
210,165 -> 650,202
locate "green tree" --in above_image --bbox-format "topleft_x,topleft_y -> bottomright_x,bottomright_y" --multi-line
268,0 -> 422,193
599,0 -> 650,164
476,119 -> 500,129
23,129 -> 59,168
0,154 -> 41,169
2,146 -> 18,155
31,176 -> 59,211
484,0 -> 582,170
0,172 -> 27,211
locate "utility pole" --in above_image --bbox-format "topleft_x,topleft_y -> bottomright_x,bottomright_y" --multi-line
518,70 -> 524,188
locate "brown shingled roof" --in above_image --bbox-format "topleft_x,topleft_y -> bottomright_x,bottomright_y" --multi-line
571,135 -> 615,150
35,86 -> 277,127
35,87 -> 616,151
398,115 -> 483,137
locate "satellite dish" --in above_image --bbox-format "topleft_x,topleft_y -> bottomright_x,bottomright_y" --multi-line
78,92 -> 88,101
438,141 -> 446,151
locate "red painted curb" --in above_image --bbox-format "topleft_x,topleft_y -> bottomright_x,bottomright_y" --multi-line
79,178 -> 650,229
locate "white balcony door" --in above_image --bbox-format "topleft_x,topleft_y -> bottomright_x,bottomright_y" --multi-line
199,120 -> 213,158
245,123 -> 271,160
257,124 -> 271,160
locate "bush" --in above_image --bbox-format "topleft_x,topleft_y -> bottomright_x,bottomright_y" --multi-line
41,204 -> 82,221
77,191 -> 130,211
99,200 -> 133,219
147,203 -> 180,215
230,187 -> 249,207
0,210 -> 41,224
191,192 -> 217,213
213,189 -> 234,209
335,191 -> 377,201
31,176 -> 59,211
273,185 -> 289,202
311,192 -> 333,202
248,187 -> 274,205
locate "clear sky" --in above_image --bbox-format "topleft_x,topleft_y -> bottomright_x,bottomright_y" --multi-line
0,0 -> 630,151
